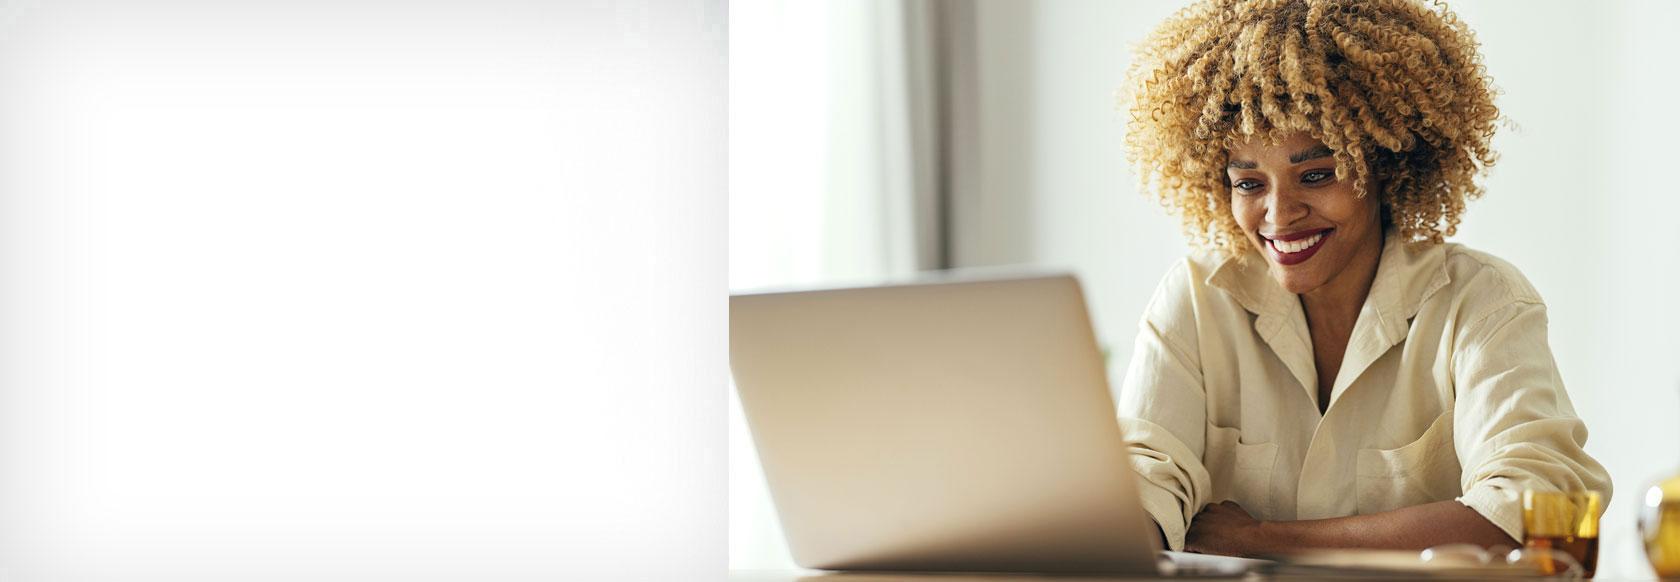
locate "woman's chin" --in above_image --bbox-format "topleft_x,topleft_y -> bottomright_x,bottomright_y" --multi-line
1269,268 -> 1327,296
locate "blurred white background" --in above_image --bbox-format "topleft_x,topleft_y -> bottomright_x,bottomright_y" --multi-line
0,1 -> 723,579
729,1 -> 1680,578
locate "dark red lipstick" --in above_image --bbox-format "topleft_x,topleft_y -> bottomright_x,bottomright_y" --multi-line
1261,228 -> 1332,266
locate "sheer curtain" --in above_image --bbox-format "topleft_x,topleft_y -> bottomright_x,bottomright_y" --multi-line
728,0 -> 962,569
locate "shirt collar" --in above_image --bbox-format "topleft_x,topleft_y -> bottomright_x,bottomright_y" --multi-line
1206,229 -> 1452,341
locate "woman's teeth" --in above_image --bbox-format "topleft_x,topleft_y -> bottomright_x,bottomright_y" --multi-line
1270,232 -> 1324,254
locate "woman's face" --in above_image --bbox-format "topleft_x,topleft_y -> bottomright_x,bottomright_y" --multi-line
1226,132 -> 1384,296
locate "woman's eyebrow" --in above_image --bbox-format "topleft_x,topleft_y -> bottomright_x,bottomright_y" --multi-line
1226,146 -> 1333,169
1289,145 -> 1335,164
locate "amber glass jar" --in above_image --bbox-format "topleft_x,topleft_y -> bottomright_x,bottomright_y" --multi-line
1643,474 -> 1680,578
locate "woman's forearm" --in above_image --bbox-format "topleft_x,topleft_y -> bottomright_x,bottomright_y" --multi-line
1257,500 -> 1517,554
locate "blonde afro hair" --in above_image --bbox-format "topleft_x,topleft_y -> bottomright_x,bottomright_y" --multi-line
1123,0 -> 1500,256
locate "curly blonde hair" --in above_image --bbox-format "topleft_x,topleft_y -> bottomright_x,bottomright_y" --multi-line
1123,0 -> 1500,256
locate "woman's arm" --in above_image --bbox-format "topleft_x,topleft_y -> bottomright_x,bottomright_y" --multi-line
1450,299 -> 1612,541
1118,262 -> 1216,551
1184,500 -> 1516,557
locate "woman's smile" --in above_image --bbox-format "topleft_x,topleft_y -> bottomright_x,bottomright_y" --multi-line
1262,227 -> 1333,265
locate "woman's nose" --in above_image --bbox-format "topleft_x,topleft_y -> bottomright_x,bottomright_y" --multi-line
1265,187 -> 1310,226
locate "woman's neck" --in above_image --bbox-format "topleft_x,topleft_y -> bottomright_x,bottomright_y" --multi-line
1299,229 -> 1385,335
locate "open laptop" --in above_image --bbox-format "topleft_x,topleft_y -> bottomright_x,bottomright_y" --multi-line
731,272 -> 1180,575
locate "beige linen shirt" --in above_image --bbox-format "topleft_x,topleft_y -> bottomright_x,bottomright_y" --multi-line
1118,231 -> 1612,551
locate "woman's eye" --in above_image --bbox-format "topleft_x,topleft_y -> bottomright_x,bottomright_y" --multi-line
1302,170 -> 1334,184
1232,179 -> 1263,193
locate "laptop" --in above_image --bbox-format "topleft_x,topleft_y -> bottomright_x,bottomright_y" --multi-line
729,272 -> 1170,575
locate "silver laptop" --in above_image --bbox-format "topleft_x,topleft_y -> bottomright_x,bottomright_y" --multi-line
730,272 -> 1163,575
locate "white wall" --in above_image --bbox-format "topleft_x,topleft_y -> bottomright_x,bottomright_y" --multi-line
958,0 -> 1189,385
1580,1 -> 1680,576
0,2 -> 725,580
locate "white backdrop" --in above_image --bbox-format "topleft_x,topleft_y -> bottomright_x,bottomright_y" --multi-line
0,1 -> 725,580
731,1 -> 1680,578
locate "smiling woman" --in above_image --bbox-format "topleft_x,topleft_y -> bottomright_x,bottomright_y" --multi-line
1115,0 -> 1613,562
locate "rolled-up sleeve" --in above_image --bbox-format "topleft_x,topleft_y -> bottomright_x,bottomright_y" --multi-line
1451,299 -> 1613,542
1117,264 -> 1214,551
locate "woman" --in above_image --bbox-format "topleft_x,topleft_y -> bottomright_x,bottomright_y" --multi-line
1117,0 -> 1612,557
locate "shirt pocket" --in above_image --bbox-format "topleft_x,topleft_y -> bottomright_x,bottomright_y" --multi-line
1355,411 -> 1463,515
1204,424 -> 1279,518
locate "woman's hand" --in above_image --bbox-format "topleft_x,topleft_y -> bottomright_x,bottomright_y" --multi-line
1184,500 -> 1270,557
1185,499 -> 1517,556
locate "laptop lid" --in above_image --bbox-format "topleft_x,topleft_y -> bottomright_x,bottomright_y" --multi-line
730,273 -> 1161,574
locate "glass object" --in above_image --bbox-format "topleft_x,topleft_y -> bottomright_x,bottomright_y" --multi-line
1641,473 -> 1680,578
1506,547 -> 1585,580
1414,543 -> 1582,579
1523,490 -> 1602,578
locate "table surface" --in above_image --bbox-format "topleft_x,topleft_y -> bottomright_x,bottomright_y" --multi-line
730,571 -> 1198,582
729,568 -> 1656,581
